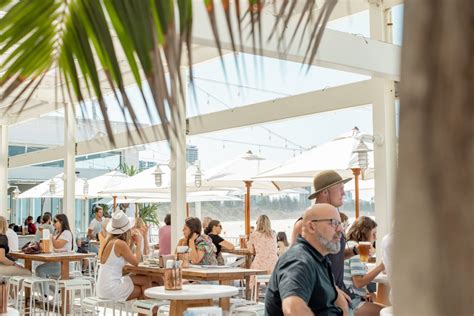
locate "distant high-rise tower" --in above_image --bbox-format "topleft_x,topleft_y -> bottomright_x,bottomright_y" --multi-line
186,145 -> 199,164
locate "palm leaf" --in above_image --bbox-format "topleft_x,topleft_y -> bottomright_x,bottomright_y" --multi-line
1,0 -> 337,148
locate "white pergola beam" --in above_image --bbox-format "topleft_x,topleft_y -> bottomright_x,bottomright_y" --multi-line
191,1 -> 401,80
8,79 -> 375,169
319,0 -> 403,21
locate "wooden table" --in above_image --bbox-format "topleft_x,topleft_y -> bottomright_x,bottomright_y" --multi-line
9,252 -> 95,315
124,265 -> 266,301
366,263 -> 391,305
221,248 -> 253,269
145,284 -> 238,315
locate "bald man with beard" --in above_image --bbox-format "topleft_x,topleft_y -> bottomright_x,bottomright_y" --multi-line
265,204 -> 350,316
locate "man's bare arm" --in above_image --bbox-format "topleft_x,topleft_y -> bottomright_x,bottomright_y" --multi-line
291,220 -> 303,245
282,296 -> 314,316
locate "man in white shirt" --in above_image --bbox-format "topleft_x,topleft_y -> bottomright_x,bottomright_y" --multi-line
6,223 -> 19,251
88,206 -> 103,253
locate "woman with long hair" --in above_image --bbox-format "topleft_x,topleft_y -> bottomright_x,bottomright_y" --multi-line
177,217 -> 217,265
344,216 -> 385,316
97,211 -> 151,301
247,215 -> 278,287
97,217 -> 110,260
204,220 -> 234,265
133,217 -> 149,256
0,216 -> 30,276
276,231 -> 289,256
35,214 -> 75,296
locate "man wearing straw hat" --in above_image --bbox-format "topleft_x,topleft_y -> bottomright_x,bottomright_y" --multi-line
291,170 -> 360,304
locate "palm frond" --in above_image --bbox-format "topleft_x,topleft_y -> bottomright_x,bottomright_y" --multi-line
1,0 -> 337,148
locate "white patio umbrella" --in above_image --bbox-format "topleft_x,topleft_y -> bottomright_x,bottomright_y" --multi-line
255,129 -> 375,218
202,150 -> 310,235
255,131 -> 374,180
99,164 -> 217,195
18,173 -> 66,198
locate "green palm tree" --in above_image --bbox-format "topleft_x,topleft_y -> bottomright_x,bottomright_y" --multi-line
0,0 -> 335,146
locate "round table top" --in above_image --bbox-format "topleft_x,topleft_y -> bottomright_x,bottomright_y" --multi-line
0,307 -> 20,316
145,284 -> 238,300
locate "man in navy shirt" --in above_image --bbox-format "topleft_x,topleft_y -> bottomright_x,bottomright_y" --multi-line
265,203 -> 350,316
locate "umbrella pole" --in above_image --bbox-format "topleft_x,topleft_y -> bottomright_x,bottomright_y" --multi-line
351,168 -> 361,218
113,196 -> 117,212
244,181 -> 253,236
186,202 -> 190,218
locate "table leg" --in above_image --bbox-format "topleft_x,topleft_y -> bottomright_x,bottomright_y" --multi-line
23,259 -> 32,311
170,299 -> 213,315
60,260 -> 70,315
245,276 -> 251,300
245,255 -> 252,269
219,280 -> 232,311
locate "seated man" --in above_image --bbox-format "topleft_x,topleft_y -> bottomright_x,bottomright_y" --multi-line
265,203 -> 350,316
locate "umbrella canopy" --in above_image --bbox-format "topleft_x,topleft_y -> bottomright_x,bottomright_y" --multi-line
99,164 -> 217,195
254,131 -> 375,181
203,150 -> 309,235
18,173 -> 66,199
55,170 -> 129,198
203,150 -> 309,190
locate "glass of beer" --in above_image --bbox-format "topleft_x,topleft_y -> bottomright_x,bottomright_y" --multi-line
239,235 -> 247,249
358,242 -> 372,262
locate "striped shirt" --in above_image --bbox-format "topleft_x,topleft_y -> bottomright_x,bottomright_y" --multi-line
343,242 -> 368,298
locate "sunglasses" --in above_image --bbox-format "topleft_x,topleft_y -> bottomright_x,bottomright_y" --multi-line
53,219 -> 59,224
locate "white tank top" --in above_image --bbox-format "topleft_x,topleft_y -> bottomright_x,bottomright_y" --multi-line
97,241 -> 126,284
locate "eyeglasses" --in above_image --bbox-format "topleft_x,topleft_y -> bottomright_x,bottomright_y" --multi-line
311,219 -> 342,229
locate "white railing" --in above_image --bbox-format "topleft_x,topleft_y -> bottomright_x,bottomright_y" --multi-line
224,236 -> 240,246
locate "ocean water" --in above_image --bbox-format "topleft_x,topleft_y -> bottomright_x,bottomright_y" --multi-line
220,218 -> 299,239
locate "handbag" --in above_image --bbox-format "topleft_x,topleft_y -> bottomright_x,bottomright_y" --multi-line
21,241 -> 41,254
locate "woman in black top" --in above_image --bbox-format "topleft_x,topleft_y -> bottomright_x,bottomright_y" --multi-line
0,216 -> 31,276
204,220 -> 235,265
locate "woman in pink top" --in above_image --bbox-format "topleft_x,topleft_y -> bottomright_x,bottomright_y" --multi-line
247,215 -> 278,288
158,214 -> 171,256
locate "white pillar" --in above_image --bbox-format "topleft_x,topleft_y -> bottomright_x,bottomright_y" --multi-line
64,105 -> 77,234
370,1 -> 397,257
0,125 -> 8,218
170,68 -> 188,249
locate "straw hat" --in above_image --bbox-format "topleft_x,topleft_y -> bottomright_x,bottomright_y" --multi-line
308,170 -> 351,200
106,210 -> 132,234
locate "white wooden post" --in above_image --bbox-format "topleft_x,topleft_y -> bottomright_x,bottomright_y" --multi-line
0,125 -> 8,218
170,68 -> 188,249
64,105 -> 76,234
370,1 -> 398,257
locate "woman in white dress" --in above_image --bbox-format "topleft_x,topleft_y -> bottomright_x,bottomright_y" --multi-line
97,210 -> 151,301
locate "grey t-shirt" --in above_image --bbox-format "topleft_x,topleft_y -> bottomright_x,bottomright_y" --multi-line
88,218 -> 103,238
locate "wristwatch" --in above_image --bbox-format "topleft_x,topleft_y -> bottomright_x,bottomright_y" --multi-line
352,245 -> 358,255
